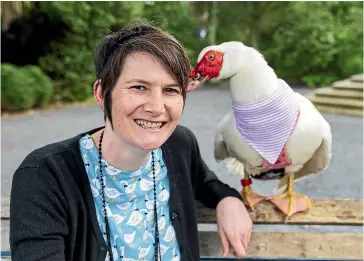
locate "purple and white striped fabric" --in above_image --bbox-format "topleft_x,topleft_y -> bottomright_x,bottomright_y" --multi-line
232,79 -> 300,164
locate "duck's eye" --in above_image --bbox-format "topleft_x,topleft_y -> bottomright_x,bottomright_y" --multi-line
194,72 -> 200,80
208,54 -> 214,60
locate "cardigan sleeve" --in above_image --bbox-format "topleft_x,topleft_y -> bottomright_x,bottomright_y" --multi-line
10,163 -> 68,261
186,127 -> 243,208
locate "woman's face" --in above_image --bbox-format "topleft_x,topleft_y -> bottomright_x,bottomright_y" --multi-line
106,52 -> 184,150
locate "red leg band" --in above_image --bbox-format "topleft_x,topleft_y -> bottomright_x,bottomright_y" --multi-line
241,178 -> 252,187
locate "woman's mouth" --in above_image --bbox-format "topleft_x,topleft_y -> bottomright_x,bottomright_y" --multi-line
134,119 -> 166,130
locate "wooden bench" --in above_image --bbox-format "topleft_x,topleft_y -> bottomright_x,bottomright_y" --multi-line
196,198 -> 363,261
2,197 -> 363,260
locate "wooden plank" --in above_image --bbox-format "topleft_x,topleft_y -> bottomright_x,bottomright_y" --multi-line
200,258 -> 360,261
197,199 -> 363,225
3,197 -> 364,225
199,231 -> 363,259
2,196 -> 363,260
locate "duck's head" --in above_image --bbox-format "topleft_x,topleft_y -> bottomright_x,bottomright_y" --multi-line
187,41 -> 246,92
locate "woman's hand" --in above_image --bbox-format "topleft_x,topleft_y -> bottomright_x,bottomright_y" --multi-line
216,196 -> 253,258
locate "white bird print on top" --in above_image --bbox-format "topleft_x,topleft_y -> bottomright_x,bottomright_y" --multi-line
158,182 -> 170,202
104,205 -> 126,224
144,194 -> 154,210
123,231 -> 136,245
79,137 -> 181,261
138,177 -> 154,191
171,248 -> 180,261
138,245 -> 151,259
90,184 -> 99,197
91,177 -> 101,190
102,176 -> 122,199
160,244 -> 169,256
110,235 -> 119,261
82,154 -> 90,171
129,168 -> 142,178
142,220 -> 149,242
116,198 -> 134,211
140,208 -> 154,222
120,246 -> 137,261
104,164 -> 121,176
80,137 -> 94,151
120,180 -> 137,194
158,209 -> 166,231
163,225 -> 176,243
90,177 -> 100,197
126,200 -> 144,226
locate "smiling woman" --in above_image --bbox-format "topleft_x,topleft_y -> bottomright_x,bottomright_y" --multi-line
9,20 -> 252,261
93,51 -> 185,165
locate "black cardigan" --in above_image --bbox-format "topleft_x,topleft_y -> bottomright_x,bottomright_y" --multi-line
10,125 -> 242,261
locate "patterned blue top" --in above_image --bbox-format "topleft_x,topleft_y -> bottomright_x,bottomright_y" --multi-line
79,134 -> 181,261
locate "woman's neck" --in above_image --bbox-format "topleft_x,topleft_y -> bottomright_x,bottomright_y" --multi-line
92,124 -> 150,171
229,49 -> 279,104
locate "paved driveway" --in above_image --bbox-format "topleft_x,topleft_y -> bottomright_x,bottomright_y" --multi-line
2,85 -> 363,200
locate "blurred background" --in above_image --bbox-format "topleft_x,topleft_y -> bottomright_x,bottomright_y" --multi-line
1,0 -> 363,197
1,1 -> 363,112
1,0 -> 363,199
1,0 -> 363,255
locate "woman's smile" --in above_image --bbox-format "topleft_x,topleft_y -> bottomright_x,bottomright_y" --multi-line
134,119 -> 167,130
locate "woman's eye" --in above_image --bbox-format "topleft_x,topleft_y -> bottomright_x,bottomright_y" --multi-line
132,85 -> 146,91
164,88 -> 180,94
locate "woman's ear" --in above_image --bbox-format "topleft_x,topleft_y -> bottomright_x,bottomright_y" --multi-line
93,79 -> 103,109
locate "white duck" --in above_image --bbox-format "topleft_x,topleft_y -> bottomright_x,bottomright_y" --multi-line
187,41 -> 332,217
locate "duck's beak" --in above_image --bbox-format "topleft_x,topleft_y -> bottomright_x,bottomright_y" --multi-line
186,70 -> 209,93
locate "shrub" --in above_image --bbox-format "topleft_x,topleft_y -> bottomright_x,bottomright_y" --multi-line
1,63 -> 54,111
22,65 -> 54,107
1,63 -> 37,111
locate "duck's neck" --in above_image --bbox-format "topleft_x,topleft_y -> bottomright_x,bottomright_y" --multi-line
229,50 -> 279,104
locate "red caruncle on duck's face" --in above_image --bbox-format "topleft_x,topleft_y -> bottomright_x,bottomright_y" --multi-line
190,50 -> 224,80
187,50 -> 224,92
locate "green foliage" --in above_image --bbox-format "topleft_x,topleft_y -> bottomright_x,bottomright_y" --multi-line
1,63 -> 53,111
37,1 -> 203,102
261,2 -> 363,86
189,1 -> 362,87
23,65 -> 54,107
138,1 -> 202,63
38,1 -> 144,102
1,63 -> 36,111
332,2 -> 363,77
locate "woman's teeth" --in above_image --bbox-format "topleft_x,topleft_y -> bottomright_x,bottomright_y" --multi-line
135,120 -> 163,129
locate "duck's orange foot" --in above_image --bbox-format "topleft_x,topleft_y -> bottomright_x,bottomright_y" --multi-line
270,191 -> 312,217
240,185 -> 268,210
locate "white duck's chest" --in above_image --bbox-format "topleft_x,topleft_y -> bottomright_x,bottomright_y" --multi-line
231,79 -> 300,165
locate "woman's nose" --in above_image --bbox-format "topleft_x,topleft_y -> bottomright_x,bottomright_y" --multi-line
144,92 -> 166,116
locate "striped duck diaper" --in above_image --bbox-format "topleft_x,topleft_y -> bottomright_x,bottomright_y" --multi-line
232,79 -> 300,170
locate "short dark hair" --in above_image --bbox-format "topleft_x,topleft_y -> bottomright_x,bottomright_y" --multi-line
94,20 -> 191,126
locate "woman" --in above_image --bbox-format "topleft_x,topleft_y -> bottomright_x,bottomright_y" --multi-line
10,21 -> 252,261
